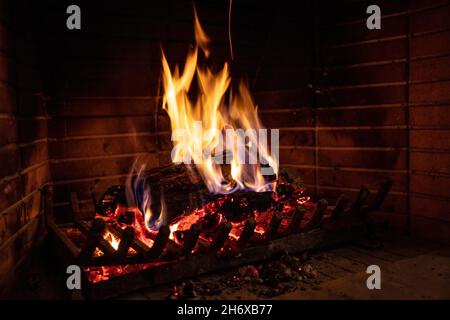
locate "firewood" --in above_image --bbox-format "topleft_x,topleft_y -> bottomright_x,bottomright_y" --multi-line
77,218 -> 106,264
140,164 -> 276,222
108,224 -> 150,256
76,219 -> 116,258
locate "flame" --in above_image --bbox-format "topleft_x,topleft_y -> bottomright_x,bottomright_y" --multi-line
104,231 -> 120,250
141,185 -> 167,232
193,6 -> 210,58
125,158 -> 167,239
161,9 -> 278,195
83,8 -> 312,284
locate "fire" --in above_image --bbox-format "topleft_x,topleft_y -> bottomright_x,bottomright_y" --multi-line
104,231 -> 120,250
124,160 -> 166,244
80,8 -> 314,284
161,9 -> 278,195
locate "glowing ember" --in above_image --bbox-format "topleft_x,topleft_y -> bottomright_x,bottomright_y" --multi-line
84,178 -> 311,283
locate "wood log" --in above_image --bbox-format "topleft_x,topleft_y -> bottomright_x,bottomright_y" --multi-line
108,224 -> 150,256
139,164 -> 208,222
76,219 -> 116,258
140,164 -> 275,222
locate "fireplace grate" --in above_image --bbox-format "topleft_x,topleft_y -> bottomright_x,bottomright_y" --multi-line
46,178 -> 392,299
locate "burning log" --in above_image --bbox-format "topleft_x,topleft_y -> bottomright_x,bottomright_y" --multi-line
264,212 -> 283,240
147,225 -> 170,259
211,221 -> 232,251
219,191 -> 274,221
139,164 -> 209,221
77,218 -> 106,264
115,226 -> 135,260
139,164 -> 277,224
237,217 -> 256,249
287,206 -> 306,234
301,199 -> 328,232
243,191 -> 275,213
108,224 -> 150,257
47,174 -> 394,298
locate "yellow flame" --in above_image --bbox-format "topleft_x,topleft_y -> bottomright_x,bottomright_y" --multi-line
104,232 -> 120,250
193,6 -> 210,58
161,9 -> 278,194
143,187 -> 167,232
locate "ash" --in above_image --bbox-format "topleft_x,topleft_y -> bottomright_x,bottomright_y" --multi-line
168,251 -> 320,299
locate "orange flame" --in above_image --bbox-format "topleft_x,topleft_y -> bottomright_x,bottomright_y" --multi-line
104,231 -> 120,250
161,9 -> 278,195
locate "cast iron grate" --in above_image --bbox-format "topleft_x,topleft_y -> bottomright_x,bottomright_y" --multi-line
47,175 -> 392,299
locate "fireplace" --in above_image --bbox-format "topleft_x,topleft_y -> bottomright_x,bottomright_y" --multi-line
1,0 -> 450,300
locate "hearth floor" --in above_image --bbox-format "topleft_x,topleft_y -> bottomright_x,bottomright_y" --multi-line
4,234 -> 450,300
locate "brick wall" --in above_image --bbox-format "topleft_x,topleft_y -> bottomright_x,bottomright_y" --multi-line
0,0 -> 49,292
314,0 -> 450,242
408,0 -> 450,242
